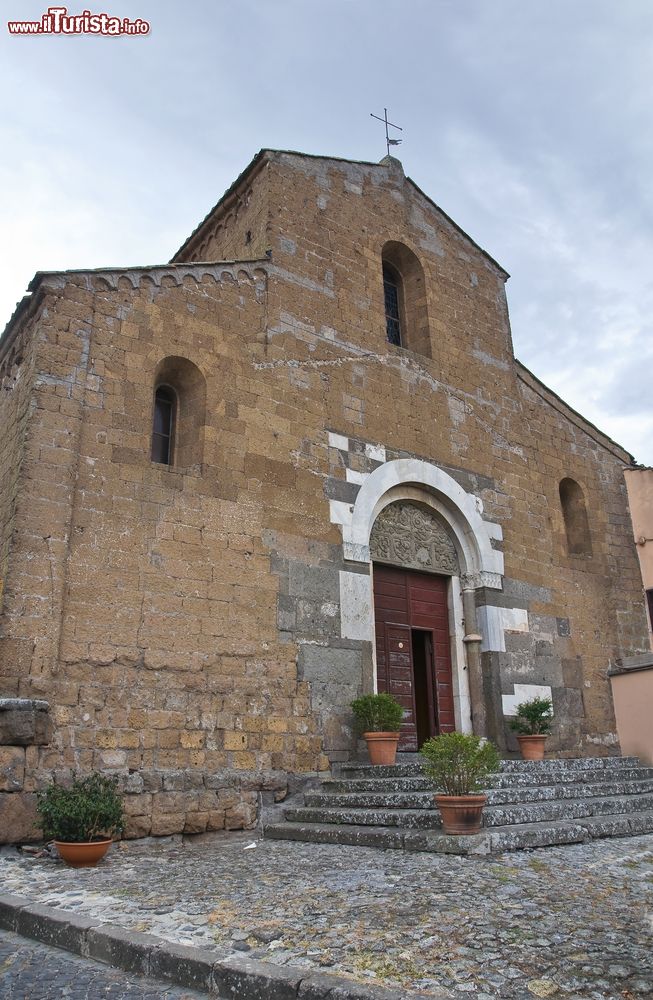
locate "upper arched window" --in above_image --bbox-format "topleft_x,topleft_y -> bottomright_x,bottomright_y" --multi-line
383,263 -> 402,346
150,357 -> 206,470
380,242 -> 431,357
151,385 -> 176,465
559,478 -> 592,556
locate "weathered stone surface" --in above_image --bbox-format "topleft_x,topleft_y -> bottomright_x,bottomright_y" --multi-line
149,941 -> 216,991
122,814 -> 152,839
86,924 -> 159,975
0,893 -> 28,932
0,792 -> 39,843
16,901 -> 97,955
0,747 -> 26,791
150,812 -> 186,837
213,954 -> 304,1000
0,700 -> 52,747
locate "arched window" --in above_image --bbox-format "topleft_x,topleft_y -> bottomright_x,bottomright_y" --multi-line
150,357 -> 206,470
381,242 -> 431,357
151,385 -> 176,465
383,263 -> 402,346
559,478 -> 592,556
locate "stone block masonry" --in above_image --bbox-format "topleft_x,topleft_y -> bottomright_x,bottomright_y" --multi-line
0,149 -> 649,842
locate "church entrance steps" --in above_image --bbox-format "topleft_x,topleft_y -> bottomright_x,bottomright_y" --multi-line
303,778 -> 653,811
336,754 -> 643,780
263,756 -> 653,855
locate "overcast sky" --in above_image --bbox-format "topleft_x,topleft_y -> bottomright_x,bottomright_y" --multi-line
1,0 -> 651,463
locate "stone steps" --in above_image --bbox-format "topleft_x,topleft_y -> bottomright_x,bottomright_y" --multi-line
264,755 -> 653,855
320,765 -> 653,794
287,791 -> 653,831
486,765 -> 653,789
336,755 -> 642,780
265,811 -> 653,855
285,805 -> 442,829
305,778 -> 653,810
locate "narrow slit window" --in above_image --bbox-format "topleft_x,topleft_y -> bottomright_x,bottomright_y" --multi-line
383,263 -> 402,346
151,385 -> 176,465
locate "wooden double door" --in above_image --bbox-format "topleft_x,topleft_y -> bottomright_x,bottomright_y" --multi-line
373,564 -> 456,751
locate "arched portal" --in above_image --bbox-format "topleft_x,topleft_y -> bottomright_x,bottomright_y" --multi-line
336,459 -> 504,740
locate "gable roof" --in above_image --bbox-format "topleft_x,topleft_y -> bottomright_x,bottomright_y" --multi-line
171,148 -> 509,277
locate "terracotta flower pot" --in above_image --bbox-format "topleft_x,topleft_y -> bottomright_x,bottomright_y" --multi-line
54,839 -> 113,867
516,735 -> 547,760
434,794 -> 487,835
364,731 -> 400,766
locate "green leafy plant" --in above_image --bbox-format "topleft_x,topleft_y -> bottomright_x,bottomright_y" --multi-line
419,732 -> 500,795
350,693 -> 404,733
509,696 -> 553,735
36,772 -> 124,843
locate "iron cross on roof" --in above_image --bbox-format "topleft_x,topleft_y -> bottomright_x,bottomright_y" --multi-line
370,108 -> 403,157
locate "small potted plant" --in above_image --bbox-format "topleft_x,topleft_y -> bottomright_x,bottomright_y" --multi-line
509,696 -> 553,760
350,692 -> 404,765
36,772 -> 124,867
420,731 -> 500,834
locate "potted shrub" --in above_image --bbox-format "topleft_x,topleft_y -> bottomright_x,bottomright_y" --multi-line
419,731 -> 500,834
36,772 -> 124,867
509,696 -> 553,760
350,692 -> 404,765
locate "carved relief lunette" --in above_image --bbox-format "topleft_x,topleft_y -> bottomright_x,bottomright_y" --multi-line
370,502 -> 460,575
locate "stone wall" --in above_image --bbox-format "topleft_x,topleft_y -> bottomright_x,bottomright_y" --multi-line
0,261 -> 331,842
0,149 -> 649,842
0,298 -> 40,640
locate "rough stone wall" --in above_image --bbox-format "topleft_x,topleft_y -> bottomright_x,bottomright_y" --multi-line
0,261 -> 329,841
510,370 -> 649,751
0,305 -> 39,624
180,158 -> 271,263
193,151 -> 648,756
0,150 -> 649,841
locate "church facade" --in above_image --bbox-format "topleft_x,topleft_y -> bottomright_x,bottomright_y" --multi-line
0,149 -> 648,840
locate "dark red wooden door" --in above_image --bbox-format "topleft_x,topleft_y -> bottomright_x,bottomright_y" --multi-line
373,564 -> 455,750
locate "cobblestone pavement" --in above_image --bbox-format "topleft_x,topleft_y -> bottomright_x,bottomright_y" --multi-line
0,928 -> 206,999
1,832 -> 652,999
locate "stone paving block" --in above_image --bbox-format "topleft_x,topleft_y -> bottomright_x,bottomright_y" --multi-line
487,822 -> 588,852
403,830 -> 490,856
578,815 -> 633,838
213,953 -> 304,1000
15,900 -> 99,955
86,923 -> 162,975
149,940 -> 218,992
